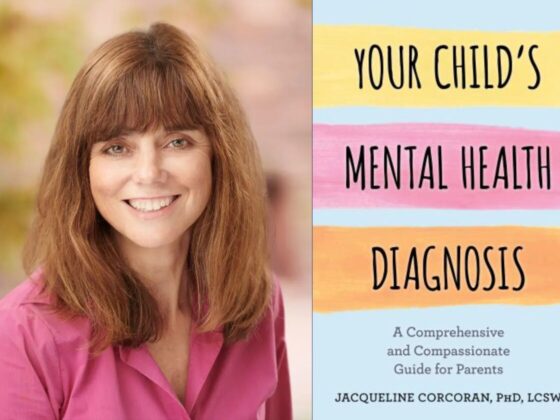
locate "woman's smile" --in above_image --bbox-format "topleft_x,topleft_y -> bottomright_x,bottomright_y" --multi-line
123,194 -> 182,221
125,194 -> 180,213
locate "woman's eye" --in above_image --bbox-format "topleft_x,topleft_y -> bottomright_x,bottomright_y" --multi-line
167,138 -> 189,149
104,144 -> 127,155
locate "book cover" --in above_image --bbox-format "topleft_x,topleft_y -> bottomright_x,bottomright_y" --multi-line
313,1 -> 560,418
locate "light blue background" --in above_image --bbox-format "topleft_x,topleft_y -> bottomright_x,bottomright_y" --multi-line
314,0 -> 560,30
314,108 -> 560,130
314,305 -> 560,419
313,209 -> 560,227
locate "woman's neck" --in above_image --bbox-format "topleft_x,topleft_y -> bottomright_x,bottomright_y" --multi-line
115,231 -> 191,322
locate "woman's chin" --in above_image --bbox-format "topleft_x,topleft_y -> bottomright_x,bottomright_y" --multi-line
116,230 -> 186,251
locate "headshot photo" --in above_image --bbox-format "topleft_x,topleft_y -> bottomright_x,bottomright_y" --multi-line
0,2 -> 310,419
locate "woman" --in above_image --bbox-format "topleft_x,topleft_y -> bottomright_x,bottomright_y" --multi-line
0,23 -> 291,419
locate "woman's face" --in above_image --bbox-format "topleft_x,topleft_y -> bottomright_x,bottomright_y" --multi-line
89,127 -> 212,249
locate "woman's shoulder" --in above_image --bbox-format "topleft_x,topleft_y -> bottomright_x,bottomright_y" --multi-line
0,269 -> 91,348
269,273 -> 286,323
0,271 -> 91,416
0,270 -> 54,336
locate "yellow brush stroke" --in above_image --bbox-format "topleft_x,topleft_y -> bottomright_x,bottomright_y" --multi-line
314,25 -> 560,107
314,226 -> 560,311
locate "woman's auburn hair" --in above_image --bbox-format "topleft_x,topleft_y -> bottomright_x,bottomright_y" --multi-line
23,22 -> 271,352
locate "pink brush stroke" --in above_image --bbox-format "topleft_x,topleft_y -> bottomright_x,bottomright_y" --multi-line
314,123 -> 560,209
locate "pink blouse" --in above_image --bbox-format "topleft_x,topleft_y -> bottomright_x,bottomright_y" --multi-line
0,270 -> 292,419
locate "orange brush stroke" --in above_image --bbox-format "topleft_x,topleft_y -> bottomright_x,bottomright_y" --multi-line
314,226 -> 560,312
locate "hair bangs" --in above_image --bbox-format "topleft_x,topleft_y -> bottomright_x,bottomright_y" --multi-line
85,60 -> 214,145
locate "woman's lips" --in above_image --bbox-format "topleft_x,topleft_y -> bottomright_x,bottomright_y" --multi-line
123,195 -> 180,218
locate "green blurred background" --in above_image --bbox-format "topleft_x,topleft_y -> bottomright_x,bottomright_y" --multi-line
0,0 -> 310,417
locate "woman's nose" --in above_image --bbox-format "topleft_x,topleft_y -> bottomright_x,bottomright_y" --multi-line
132,149 -> 167,184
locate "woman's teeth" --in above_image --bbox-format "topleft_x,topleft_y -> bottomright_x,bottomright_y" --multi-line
127,196 -> 175,212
